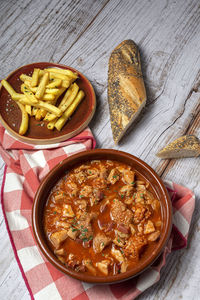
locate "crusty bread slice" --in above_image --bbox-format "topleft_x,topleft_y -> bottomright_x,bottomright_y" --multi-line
108,40 -> 146,144
156,135 -> 200,159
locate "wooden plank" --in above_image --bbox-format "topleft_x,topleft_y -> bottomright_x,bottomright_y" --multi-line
138,118 -> 200,300
0,0 -> 109,78
138,84 -> 200,300
53,2 -> 200,300
0,0 -> 199,299
0,1 -> 110,299
57,0 -> 200,166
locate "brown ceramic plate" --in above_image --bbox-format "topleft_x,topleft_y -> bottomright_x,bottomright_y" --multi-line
0,62 -> 96,144
32,149 -> 172,284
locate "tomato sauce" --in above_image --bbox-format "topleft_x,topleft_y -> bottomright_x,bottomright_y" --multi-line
43,160 -> 162,276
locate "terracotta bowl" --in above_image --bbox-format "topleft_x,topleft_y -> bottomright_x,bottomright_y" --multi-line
32,149 -> 172,283
0,62 -> 96,144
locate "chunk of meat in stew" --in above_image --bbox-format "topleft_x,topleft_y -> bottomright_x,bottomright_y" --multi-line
96,260 -> 111,275
132,203 -> 151,224
124,236 -> 147,260
110,199 -> 133,227
50,230 -> 68,249
113,229 -> 129,247
54,248 -> 65,256
71,212 -> 98,246
99,165 -> 108,180
79,185 -> 92,197
67,227 -> 79,240
87,168 -> 99,179
111,245 -> 129,273
93,232 -> 112,253
65,181 -> 78,197
144,220 -> 155,234
62,204 -> 75,217
83,259 -> 97,275
119,185 -> 133,197
74,200 -> 87,211
75,171 -> 87,184
148,230 -> 160,241
90,189 -> 104,206
122,169 -> 135,185
107,168 -> 120,184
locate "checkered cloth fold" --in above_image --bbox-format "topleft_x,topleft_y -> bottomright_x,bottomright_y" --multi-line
0,124 -> 195,300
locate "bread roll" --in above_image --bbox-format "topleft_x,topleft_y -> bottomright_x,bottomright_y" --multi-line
108,40 -> 146,144
156,135 -> 200,159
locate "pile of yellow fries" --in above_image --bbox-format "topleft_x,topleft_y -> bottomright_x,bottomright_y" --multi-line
1,67 -> 85,135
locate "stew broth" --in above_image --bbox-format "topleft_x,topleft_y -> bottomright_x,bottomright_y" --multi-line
43,160 -> 162,276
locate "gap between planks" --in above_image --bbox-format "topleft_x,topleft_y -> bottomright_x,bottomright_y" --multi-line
57,0 -> 110,63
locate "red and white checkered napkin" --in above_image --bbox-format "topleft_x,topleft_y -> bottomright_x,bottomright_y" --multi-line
0,124 -> 195,300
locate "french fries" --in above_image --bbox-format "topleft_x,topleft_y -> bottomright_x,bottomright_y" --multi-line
25,105 -> 32,115
20,70 -> 44,82
35,72 -> 49,99
24,81 -> 60,96
49,72 -> 70,81
59,83 -> 79,112
31,68 -> 40,87
18,98 -> 62,116
20,74 -> 32,82
1,67 -> 85,136
35,109 -> 43,121
55,90 -> 85,131
32,107 -> 38,116
23,81 -> 56,101
44,83 -> 78,122
21,84 -> 38,104
1,80 -> 18,99
61,80 -> 71,88
16,102 -> 29,135
46,79 -> 62,88
44,68 -> 78,79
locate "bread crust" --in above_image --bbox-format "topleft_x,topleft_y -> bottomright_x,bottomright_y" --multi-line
108,40 -> 146,144
157,135 -> 200,159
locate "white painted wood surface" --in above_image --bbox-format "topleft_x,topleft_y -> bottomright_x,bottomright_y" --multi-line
0,0 -> 199,299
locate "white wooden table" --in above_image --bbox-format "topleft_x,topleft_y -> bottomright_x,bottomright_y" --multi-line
0,0 -> 199,299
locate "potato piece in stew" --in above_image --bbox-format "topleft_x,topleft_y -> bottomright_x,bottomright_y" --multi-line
43,160 -> 162,276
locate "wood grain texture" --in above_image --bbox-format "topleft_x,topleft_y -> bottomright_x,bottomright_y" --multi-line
0,0 -> 199,299
0,0 -> 109,77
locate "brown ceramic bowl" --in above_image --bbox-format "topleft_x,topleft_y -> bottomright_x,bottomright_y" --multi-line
0,62 -> 96,144
32,149 -> 172,283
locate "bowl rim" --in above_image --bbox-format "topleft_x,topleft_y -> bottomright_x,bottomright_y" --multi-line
32,149 -> 172,283
0,62 -> 96,145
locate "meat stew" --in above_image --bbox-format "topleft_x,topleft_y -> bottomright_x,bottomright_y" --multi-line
43,159 -> 162,277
